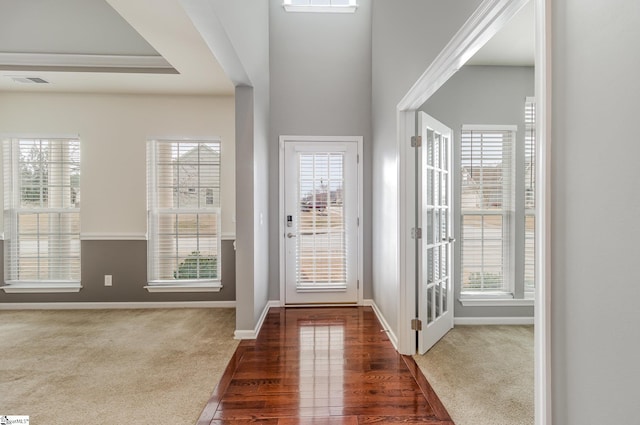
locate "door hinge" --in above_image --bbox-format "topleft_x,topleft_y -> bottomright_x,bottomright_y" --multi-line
357,280 -> 360,289
357,154 -> 360,164
357,217 -> 360,227
411,135 -> 422,148
411,318 -> 422,331
411,227 -> 422,239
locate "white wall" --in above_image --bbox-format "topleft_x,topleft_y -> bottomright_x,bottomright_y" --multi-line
551,0 -> 640,422
371,0 -> 483,339
269,0 -> 373,300
0,92 -> 235,237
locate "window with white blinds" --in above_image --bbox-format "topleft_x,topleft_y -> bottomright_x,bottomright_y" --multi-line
147,140 -> 221,284
3,138 -> 81,284
296,152 -> 347,289
460,127 -> 515,293
524,97 -> 536,297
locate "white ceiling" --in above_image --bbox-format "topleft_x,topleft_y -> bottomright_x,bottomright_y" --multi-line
0,0 -> 532,95
0,0 -> 234,95
467,0 -> 535,66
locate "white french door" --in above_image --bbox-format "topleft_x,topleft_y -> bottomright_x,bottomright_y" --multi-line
418,112 -> 454,354
282,138 -> 360,305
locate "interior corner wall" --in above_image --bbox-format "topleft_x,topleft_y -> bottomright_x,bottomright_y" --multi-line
551,0 -> 640,422
0,92 -> 236,303
204,0 -> 271,332
268,0 -> 373,302
371,0 -> 483,337
421,65 -> 534,318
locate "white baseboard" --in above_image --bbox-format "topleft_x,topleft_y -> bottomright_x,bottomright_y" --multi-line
234,300 -> 279,340
364,299 -> 399,350
0,301 -> 236,310
454,316 -> 534,325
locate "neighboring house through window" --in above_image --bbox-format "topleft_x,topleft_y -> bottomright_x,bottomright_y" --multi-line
146,139 -> 222,292
2,137 -> 81,293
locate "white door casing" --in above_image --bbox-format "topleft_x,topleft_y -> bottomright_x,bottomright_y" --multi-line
280,136 -> 362,305
395,0 -> 550,423
418,112 -> 454,354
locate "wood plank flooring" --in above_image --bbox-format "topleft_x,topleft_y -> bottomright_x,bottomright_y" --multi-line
197,307 -> 453,425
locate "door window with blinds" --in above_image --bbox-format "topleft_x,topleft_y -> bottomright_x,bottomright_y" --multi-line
283,138 -> 359,305
460,126 -> 515,295
297,152 -> 347,289
3,137 -> 81,286
147,140 -> 221,288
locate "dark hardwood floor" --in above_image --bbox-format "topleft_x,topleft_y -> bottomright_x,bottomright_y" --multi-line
197,307 -> 453,425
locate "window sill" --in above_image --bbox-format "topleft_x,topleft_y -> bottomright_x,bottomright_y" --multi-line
2,282 -> 83,294
459,297 -> 534,307
283,5 -> 357,13
144,282 -> 223,293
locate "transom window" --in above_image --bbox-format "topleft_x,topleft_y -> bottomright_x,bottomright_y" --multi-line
3,137 -> 81,289
146,140 -> 222,290
283,0 -> 357,13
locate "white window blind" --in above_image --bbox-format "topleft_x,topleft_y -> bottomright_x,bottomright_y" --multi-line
460,127 -> 514,293
3,138 -> 81,283
147,140 -> 221,284
524,97 -> 536,296
296,152 -> 347,289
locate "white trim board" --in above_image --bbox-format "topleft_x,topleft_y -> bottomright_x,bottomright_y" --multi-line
0,52 -> 176,74
233,300 -> 279,340
459,298 -> 535,307
1,283 -> 82,294
454,316 -> 534,326
80,233 -> 147,241
144,282 -> 223,293
364,299 -> 399,351
0,301 -> 236,310
78,233 -> 236,241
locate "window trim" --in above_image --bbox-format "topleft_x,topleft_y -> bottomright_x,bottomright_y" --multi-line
459,126 -> 516,296
2,136 -> 82,293
283,0 -> 358,13
146,138 -> 223,293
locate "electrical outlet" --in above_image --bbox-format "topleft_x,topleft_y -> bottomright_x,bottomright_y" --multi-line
104,275 -> 112,286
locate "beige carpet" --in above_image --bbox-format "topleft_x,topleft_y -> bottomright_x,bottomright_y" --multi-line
0,308 -> 238,425
414,325 -> 534,425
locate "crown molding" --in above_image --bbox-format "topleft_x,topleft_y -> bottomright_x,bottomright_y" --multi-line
0,52 -> 177,74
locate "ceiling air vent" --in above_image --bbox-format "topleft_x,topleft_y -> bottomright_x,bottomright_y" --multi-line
11,76 -> 50,84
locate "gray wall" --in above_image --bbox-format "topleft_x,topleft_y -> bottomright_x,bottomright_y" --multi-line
371,0 -> 483,337
421,65 -> 534,318
0,240 -> 236,303
268,0 -> 373,300
551,0 -> 640,422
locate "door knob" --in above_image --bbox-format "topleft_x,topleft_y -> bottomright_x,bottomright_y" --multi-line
442,237 -> 455,243
287,233 -> 297,238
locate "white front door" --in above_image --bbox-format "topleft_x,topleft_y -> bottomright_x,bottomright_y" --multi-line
418,112 -> 455,354
283,138 -> 360,305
